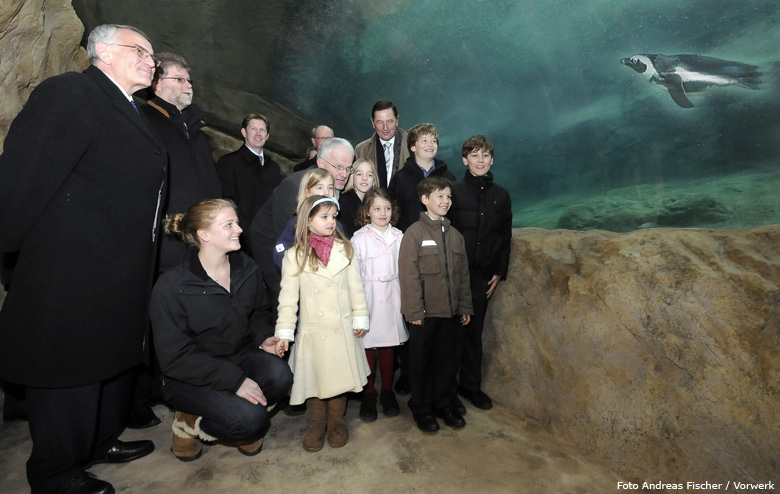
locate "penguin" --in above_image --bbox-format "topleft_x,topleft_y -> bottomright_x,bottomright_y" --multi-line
620,54 -> 761,108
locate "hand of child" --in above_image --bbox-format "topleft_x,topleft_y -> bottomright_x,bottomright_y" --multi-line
236,377 -> 267,406
460,314 -> 471,325
260,336 -> 280,355
275,339 -> 289,357
410,320 -> 423,326
353,328 -> 368,338
486,275 -> 501,299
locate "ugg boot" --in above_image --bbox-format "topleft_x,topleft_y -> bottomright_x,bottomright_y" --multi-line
326,395 -> 348,448
237,437 -> 264,456
302,398 -> 327,452
172,411 -> 217,462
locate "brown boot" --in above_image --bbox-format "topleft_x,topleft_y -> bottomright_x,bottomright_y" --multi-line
171,411 -> 216,461
326,395 -> 348,448
237,437 -> 264,456
302,398 -> 327,452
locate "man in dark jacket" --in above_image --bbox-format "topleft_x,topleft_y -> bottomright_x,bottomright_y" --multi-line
0,24 -> 165,494
216,114 -> 283,258
142,52 -> 222,273
133,52 -> 222,430
292,124 -> 334,172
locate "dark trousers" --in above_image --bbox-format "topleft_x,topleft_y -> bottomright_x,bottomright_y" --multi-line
407,316 -> 462,415
456,274 -> 491,391
167,351 -> 293,441
25,369 -> 134,494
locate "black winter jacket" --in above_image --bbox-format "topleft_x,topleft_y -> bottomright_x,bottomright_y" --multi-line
449,171 -> 513,279
142,97 -> 222,272
388,157 -> 456,232
150,249 -> 274,400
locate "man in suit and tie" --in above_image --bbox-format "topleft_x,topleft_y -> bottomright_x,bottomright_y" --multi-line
216,114 -> 283,258
0,24 -> 166,494
354,100 -> 410,188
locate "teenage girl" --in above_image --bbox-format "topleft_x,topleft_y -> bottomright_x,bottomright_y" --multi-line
275,195 -> 370,452
350,188 -> 408,421
338,159 -> 378,238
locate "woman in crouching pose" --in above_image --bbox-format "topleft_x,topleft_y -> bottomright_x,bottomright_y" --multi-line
150,198 -> 293,461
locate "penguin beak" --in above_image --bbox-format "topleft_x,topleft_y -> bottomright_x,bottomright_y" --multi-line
621,57 -> 646,73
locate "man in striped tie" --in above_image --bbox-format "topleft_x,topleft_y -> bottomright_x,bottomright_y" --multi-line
354,100 -> 410,188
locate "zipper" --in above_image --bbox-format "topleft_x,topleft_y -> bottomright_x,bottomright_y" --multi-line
441,221 -> 453,315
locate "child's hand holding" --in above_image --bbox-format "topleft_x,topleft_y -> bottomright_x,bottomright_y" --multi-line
275,338 -> 289,357
353,328 -> 368,338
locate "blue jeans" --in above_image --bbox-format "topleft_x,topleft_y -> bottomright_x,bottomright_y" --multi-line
167,351 -> 293,441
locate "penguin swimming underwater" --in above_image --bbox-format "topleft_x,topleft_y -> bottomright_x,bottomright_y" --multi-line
620,54 -> 761,108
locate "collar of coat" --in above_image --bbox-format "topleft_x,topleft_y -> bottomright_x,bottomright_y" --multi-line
463,169 -> 494,189
296,239 -> 351,278
183,248 -> 256,289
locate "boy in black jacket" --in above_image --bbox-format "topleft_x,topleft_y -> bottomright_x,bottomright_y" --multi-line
448,135 -> 512,411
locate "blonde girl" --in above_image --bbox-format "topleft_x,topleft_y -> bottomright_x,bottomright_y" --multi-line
275,196 -> 370,452
338,158 -> 378,238
273,168 -> 335,268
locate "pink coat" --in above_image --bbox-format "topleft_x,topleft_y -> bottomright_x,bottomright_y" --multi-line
351,225 -> 409,348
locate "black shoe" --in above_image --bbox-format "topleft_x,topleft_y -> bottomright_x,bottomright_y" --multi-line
435,407 -> 466,428
394,373 -> 410,395
60,472 -> 115,494
413,413 -> 440,432
86,440 -> 155,467
459,388 -> 493,410
126,407 -> 161,429
379,389 -> 400,417
359,392 -> 378,422
452,396 -> 467,416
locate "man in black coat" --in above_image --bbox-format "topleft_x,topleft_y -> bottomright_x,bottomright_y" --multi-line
216,114 -> 283,258
0,24 -> 166,494
292,124 -> 334,172
131,52 -> 222,429
142,53 -> 222,272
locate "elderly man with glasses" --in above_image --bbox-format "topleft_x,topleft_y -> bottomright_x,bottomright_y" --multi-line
0,24 -> 166,494
249,138 -> 355,315
293,124 -> 335,172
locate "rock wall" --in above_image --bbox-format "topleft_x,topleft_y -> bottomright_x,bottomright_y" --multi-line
484,226 -> 779,486
0,0 -> 88,153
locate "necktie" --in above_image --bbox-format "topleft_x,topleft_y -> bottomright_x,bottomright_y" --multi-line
259,155 -> 264,167
130,100 -> 139,113
383,143 -> 392,178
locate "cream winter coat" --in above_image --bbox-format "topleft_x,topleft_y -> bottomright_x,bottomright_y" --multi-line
276,240 -> 370,405
351,225 -> 409,348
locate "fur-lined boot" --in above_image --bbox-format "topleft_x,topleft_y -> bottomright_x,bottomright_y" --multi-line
237,437 -> 264,456
302,398 -> 327,452
171,411 -> 217,461
326,395 -> 348,448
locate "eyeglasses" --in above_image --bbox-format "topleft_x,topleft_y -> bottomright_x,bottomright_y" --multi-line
321,158 -> 352,173
159,76 -> 193,85
111,43 -> 155,61
315,136 -> 332,141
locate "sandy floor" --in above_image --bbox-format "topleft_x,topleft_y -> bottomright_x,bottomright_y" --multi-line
0,393 -> 623,494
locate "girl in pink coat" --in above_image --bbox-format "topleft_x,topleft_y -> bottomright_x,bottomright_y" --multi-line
351,188 -> 409,421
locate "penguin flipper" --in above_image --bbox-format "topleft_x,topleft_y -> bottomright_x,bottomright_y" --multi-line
664,74 -> 694,108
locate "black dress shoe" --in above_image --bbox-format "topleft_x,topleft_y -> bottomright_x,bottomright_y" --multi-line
435,407 -> 466,428
413,413 -> 440,432
459,388 -> 493,410
379,389 -> 400,417
86,440 -> 155,467
394,373 -> 410,395
126,407 -> 161,429
452,396 -> 467,415
359,392 -> 378,422
60,472 -> 115,494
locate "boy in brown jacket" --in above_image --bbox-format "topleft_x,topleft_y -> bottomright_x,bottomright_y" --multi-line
398,176 -> 473,432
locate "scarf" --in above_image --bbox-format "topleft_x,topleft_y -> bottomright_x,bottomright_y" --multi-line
310,234 -> 335,266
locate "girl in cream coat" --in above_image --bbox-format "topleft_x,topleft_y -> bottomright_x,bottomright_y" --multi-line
275,196 -> 370,452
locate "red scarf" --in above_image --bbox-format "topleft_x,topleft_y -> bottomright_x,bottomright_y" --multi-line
310,234 -> 335,266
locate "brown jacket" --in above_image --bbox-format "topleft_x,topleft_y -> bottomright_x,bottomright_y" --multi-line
399,212 -> 473,321
354,128 -> 410,188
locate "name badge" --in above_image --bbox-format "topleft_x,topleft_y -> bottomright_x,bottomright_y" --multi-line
421,240 -> 437,247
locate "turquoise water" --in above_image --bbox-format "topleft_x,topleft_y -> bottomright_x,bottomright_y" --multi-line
73,0 -> 780,231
